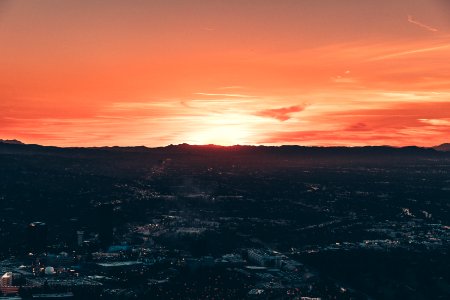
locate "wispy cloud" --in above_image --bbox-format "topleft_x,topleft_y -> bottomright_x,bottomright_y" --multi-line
407,15 -> 438,32
419,118 -> 450,126
257,100 -> 450,146
346,122 -> 369,131
218,86 -> 245,90
194,92 -> 256,98
256,105 -> 306,121
332,75 -> 357,84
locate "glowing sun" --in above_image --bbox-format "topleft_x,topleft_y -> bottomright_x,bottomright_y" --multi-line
187,125 -> 251,146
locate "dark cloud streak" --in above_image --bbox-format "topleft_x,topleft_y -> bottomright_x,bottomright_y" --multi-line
256,105 -> 306,121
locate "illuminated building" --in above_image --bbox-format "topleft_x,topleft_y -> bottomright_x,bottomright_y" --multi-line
0,272 -> 12,287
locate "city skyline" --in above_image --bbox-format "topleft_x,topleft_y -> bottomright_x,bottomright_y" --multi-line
1,0 -> 450,147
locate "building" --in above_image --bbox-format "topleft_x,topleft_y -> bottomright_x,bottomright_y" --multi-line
247,249 -> 282,268
96,261 -> 143,274
1,272 -> 13,287
76,231 -> 84,247
27,222 -> 48,253
46,252 -> 74,267
96,205 -> 114,247
32,292 -> 74,299
0,273 -> 19,296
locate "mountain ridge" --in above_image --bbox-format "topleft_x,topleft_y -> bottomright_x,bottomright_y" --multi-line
1,139 -> 449,158
1,139 -> 449,151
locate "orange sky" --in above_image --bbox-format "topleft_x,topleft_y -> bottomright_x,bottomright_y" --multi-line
1,0 -> 449,147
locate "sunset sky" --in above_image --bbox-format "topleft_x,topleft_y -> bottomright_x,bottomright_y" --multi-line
1,0 -> 449,147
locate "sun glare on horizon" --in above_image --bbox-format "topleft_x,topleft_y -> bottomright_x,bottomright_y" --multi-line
185,123 -> 253,146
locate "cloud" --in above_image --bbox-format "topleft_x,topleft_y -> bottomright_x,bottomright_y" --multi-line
258,101 -> 450,146
194,92 -> 255,98
257,130 -> 408,146
346,122 -> 369,131
256,105 -> 306,121
332,75 -> 357,84
218,86 -> 245,90
419,118 -> 450,126
407,15 -> 438,32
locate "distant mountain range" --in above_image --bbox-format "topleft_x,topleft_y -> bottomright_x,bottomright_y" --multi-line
1,139 -> 449,151
1,139 -> 449,182
1,139 -> 449,156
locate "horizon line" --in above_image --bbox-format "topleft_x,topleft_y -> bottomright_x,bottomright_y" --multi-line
0,139 -> 447,149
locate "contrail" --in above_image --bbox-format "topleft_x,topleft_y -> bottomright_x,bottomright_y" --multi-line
369,44 -> 450,61
407,15 -> 438,32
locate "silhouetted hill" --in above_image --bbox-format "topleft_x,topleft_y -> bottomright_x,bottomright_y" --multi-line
434,143 -> 450,151
0,143 -> 447,180
0,139 -> 24,145
0,142 -> 446,158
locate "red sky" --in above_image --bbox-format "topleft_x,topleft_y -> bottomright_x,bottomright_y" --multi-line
1,0 -> 449,147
